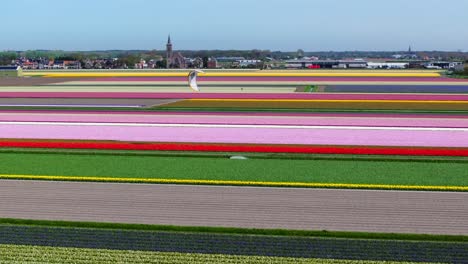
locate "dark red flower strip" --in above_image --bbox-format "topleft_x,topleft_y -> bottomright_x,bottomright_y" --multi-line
1,140 -> 468,156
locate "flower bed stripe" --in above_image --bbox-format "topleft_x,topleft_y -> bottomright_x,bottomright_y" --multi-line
4,123 -> 468,147
190,99 -> 468,103
163,99 -> 468,111
23,72 -> 441,78
1,174 -> 466,191
3,92 -> 468,101
1,110 -> 468,119
2,140 -> 468,156
4,112 -> 468,128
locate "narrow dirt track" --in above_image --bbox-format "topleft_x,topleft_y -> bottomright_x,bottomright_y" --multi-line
1,180 -> 467,235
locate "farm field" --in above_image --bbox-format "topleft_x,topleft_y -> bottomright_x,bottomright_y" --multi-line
2,180 -> 468,235
1,151 -> 468,190
0,244 -> 437,264
1,69 -> 468,262
5,0 -> 468,261
22,69 -> 442,78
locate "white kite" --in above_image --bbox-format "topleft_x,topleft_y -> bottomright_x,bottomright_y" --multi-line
188,70 -> 204,92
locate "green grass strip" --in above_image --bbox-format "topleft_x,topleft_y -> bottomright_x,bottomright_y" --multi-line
2,147 -> 468,162
303,85 -> 317,92
1,218 -> 467,243
448,75 -> 468,79
1,151 -> 468,188
2,106 -> 468,114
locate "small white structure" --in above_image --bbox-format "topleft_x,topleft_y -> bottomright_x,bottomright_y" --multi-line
367,62 -> 408,69
239,60 -> 262,67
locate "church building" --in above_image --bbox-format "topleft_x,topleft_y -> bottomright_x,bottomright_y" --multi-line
166,35 -> 186,69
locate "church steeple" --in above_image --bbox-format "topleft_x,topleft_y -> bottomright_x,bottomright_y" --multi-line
166,34 -> 173,69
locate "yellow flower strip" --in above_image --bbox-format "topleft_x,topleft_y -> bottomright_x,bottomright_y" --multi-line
23,72 -> 441,78
1,174 -> 466,191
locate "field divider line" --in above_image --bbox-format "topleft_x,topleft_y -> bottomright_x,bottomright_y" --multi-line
1,174 -> 467,191
2,121 -> 468,131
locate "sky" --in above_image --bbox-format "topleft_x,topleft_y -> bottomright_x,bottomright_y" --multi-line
2,0 -> 467,51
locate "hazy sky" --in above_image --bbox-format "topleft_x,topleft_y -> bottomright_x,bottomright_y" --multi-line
2,0 -> 467,51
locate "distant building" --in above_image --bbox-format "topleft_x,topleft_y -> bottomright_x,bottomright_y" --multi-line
166,35 -> 186,68
454,63 -> 465,72
135,59 -> 148,69
21,60 -> 39,69
392,45 -> 418,60
239,59 -> 262,68
424,61 -> 463,70
216,57 -> 245,62
207,57 -> 218,69
367,62 -> 408,69
183,57 -> 204,68
285,59 -> 367,69
49,60 -> 81,69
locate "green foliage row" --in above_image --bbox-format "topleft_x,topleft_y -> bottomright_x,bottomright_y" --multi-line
2,147 -> 468,163
463,66 -> 468,75
2,221 -> 467,262
1,151 -> 468,187
1,218 -> 467,242
0,244 -> 423,264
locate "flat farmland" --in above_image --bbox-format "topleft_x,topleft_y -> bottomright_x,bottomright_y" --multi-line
1,180 -> 467,234
1,69 -> 468,262
0,244 -> 426,264
1,151 -> 468,188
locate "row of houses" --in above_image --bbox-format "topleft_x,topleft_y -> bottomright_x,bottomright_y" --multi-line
15,58 -> 81,69
135,57 -> 261,69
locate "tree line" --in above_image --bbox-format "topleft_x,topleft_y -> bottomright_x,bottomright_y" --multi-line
2,50 -> 468,66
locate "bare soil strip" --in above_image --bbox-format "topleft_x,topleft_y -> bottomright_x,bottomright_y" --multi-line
1,180 -> 467,235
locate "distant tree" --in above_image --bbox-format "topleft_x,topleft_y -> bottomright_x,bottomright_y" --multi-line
250,49 -> 262,59
112,59 -> 125,69
0,51 -> 17,65
258,61 -> 266,69
156,59 -> 167,68
119,54 -> 139,69
202,57 -> 209,68
296,49 -> 305,58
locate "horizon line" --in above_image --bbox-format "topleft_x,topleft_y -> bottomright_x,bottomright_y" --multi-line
2,49 -> 466,53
